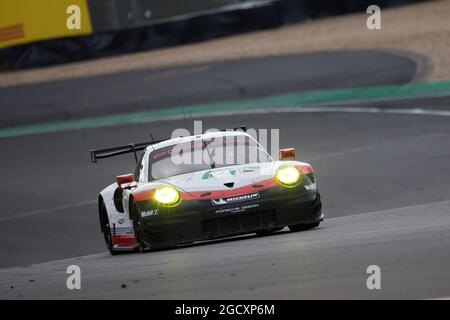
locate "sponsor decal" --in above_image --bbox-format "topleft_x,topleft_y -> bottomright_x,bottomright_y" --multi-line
114,226 -> 134,235
117,218 -> 125,224
216,203 -> 260,214
211,192 -> 259,206
141,209 -> 159,217
242,165 -> 260,173
202,171 -> 213,180
304,182 -> 317,191
202,168 -> 237,180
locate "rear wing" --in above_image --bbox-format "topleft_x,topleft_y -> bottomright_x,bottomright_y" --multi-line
90,139 -> 166,163
90,126 -> 247,163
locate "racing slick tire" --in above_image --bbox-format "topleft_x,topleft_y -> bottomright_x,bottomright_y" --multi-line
131,201 -> 146,252
100,201 -> 119,255
288,221 -> 320,232
256,227 -> 283,236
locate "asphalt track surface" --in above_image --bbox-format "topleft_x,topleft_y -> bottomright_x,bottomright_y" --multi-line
2,201 -> 450,299
0,50 -> 418,127
1,50 -> 450,299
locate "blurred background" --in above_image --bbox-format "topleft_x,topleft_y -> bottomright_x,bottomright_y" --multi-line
2,0 -> 450,300
0,0 -> 429,69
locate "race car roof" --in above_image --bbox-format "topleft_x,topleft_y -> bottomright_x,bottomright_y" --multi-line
147,130 -> 252,152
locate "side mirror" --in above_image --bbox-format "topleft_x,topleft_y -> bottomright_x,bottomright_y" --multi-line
279,148 -> 295,160
116,173 -> 134,189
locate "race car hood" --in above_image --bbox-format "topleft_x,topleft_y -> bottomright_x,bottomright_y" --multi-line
132,161 -> 311,201
161,162 -> 277,194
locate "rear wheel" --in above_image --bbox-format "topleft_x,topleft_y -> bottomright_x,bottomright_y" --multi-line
256,227 -> 283,236
288,221 -> 320,232
100,202 -> 118,255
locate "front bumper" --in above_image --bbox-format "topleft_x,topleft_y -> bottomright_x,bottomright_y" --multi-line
137,179 -> 323,248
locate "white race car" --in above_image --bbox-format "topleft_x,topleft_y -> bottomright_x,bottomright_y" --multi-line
91,129 -> 323,254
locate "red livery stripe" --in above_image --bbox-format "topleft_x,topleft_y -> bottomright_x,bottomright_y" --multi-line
112,234 -> 137,246
133,178 -> 277,202
296,164 -> 313,175
132,165 -> 313,202
181,178 -> 277,200
133,189 -> 155,202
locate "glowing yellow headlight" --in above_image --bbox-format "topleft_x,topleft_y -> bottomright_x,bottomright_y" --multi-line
154,186 -> 180,206
276,166 -> 301,187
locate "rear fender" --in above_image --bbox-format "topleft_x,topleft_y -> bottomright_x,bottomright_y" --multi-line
99,183 -> 134,234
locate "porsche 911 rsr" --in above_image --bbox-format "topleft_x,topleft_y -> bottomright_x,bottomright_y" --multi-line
91,128 -> 323,254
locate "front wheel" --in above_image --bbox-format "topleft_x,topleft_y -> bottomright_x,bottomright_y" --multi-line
288,221 -> 320,232
131,201 -> 146,252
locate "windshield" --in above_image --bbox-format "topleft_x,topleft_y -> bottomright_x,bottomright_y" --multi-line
148,135 -> 272,180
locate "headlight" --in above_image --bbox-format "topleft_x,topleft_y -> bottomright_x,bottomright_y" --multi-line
154,186 -> 180,206
276,166 -> 301,187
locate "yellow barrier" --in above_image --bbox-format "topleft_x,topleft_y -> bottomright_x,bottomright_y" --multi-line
0,0 -> 92,48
